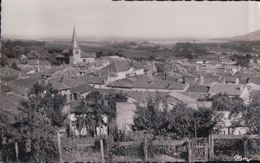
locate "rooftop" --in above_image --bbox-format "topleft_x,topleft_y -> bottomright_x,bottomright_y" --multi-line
0,94 -> 23,124
107,76 -> 185,90
102,60 -> 132,73
49,80 -> 71,91
71,83 -> 94,94
209,83 -> 244,96
186,85 -> 209,93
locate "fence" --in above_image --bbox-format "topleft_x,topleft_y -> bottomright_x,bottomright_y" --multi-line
109,134 -> 260,162
59,134 -> 260,162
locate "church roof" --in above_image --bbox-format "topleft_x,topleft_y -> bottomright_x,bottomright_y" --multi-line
72,27 -> 79,49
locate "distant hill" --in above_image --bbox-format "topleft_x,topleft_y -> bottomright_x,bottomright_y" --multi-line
218,29 -> 260,41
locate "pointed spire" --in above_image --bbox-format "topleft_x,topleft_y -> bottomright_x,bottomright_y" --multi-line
72,26 -> 79,49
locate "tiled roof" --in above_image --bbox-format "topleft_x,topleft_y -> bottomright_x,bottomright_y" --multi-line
59,77 -> 86,88
1,84 -> 12,93
79,75 -> 106,85
0,94 -> 23,124
186,85 -> 209,93
169,92 -> 197,104
71,83 -> 94,94
103,60 -> 132,73
7,78 -> 38,96
107,76 -> 185,90
107,78 -> 134,88
49,80 -> 71,91
209,83 -> 244,96
224,76 -> 238,83
1,67 -> 20,77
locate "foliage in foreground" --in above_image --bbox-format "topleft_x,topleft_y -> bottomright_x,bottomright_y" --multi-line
1,83 -> 66,162
131,99 -> 219,139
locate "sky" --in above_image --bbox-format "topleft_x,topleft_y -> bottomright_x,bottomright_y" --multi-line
2,0 -> 260,39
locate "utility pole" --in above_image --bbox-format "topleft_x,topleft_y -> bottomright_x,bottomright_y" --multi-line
15,142 -> 19,162
57,131 -> 63,163
100,138 -> 105,163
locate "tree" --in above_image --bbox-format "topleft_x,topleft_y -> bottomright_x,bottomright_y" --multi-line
241,92 -> 260,134
73,91 -> 127,137
132,99 -> 218,139
212,93 -> 246,115
2,83 -> 67,162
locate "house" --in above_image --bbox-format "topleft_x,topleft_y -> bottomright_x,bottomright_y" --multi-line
0,94 -> 23,124
102,60 -> 144,82
107,76 -> 186,92
20,67 -> 37,77
1,67 -> 21,82
56,27 -> 96,65
19,55 -> 28,64
116,102 -> 136,132
27,59 -> 51,71
79,73 -> 107,89
209,83 -> 245,97
185,85 -> 210,100
71,83 -> 94,100
169,92 -> 198,110
223,76 -> 240,84
216,111 -> 249,135
7,78 -> 38,97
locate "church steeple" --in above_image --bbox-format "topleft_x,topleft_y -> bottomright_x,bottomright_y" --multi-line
70,26 -> 81,64
72,26 -> 79,49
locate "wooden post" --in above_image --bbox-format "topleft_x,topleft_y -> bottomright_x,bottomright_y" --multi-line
211,134 -> 214,159
208,134 -> 211,160
100,139 -> 105,163
15,142 -> 18,162
243,138 -> 248,157
57,131 -> 63,163
143,139 -> 148,161
186,139 -> 192,162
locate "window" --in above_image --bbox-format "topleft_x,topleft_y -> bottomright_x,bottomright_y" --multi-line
83,59 -> 86,62
75,50 -> 79,54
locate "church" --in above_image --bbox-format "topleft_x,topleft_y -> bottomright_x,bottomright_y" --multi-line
56,27 -> 96,65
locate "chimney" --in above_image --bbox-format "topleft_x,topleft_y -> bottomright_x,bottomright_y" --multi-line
196,64 -> 199,71
200,75 -> 204,85
235,77 -> 240,84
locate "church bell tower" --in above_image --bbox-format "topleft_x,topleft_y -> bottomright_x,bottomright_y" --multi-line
70,26 -> 81,64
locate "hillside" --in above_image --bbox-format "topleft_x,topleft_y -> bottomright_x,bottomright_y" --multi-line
220,29 -> 260,41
